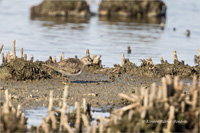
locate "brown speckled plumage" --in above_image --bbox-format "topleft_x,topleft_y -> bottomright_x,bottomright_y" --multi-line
46,56 -> 92,77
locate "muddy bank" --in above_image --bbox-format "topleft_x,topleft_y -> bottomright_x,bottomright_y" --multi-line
0,72 -> 160,110
99,0 -> 166,18
0,54 -> 199,110
87,59 -> 200,80
31,0 -> 90,18
0,56 -> 199,81
0,58 -> 59,81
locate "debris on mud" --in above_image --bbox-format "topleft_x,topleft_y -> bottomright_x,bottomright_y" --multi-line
194,49 -> 200,65
0,90 -> 27,132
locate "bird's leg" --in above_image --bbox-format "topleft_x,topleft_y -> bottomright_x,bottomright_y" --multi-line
65,77 -> 71,84
62,74 -> 67,85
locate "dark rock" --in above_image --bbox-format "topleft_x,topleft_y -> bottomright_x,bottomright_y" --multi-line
31,0 -> 91,18
99,0 -> 166,18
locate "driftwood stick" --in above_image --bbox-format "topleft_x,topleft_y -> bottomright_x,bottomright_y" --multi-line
41,117 -> 49,133
198,49 -> 200,56
63,86 -> 68,102
83,98 -> 87,113
144,89 -> 148,107
192,90 -> 198,110
93,55 -> 101,65
66,105 -> 70,114
20,48 -> 23,58
63,116 -> 73,133
121,53 -> 125,66
49,112 -> 57,130
167,106 -> 175,131
60,52 -> 64,61
12,40 -> 16,59
113,103 -> 139,114
158,86 -> 162,99
91,54 -> 96,61
52,56 -> 56,63
130,94 -> 139,101
198,78 -> 200,88
128,110 -> 134,121
92,121 -> 97,133
16,105 -> 22,118
75,102 -> 80,132
160,56 -> 164,64
192,75 -> 197,90
174,76 -> 179,90
178,81 -> 184,91
6,51 -> 10,63
36,126 -> 40,133
141,108 -> 147,119
2,53 -> 5,63
173,50 -> 178,63
150,82 -> 156,107
0,44 -> 4,54
4,90 -> 9,114
48,90 -> 53,111
86,49 -> 90,57
166,75 -> 172,85
99,118 -> 104,133
24,54 -> 27,60
64,123 -> 73,133
140,87 -> 146,98
162,77 -> 167,100
118,93 -> 136,102
181,101 -> 185,113
74,102 -> 78,110
107,128 -> 111,133
81,114 -> 90,129
30,55 -> 34,62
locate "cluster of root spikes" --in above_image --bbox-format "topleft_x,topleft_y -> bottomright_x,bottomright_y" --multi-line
0,90 -> 27,132
29,75 -> 200,132
1,75 -> 199,132
108,75 -> 200,132
30,85 -> 95,132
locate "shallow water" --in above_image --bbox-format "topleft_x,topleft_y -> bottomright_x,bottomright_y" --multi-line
25,106 -> 110,128
0,0 -> 199,67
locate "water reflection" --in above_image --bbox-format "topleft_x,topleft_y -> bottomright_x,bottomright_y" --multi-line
25,106 -> 110,128
30,16 -> 90,25
99,16 -> 164,24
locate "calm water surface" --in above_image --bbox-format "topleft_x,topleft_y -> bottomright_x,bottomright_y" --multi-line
25,106 -> 110,128
0,0 -> 199,67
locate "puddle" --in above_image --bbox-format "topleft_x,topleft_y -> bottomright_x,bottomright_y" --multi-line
25,106 -> 110,128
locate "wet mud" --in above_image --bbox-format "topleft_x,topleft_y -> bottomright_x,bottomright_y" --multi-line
0,57 -> 198,111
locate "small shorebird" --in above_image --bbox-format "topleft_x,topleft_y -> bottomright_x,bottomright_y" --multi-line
46,56 -> 93,84
185,30 -> 190,37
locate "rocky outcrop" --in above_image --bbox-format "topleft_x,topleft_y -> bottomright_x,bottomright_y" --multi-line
31,0 -> 91,18
99,0 -> 166,18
